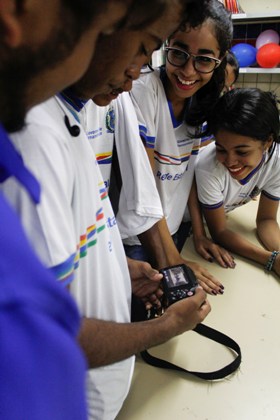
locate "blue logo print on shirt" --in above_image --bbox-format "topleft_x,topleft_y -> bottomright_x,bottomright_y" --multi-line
156,170 -> 183,181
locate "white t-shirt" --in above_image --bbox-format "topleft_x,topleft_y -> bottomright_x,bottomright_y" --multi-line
81,99 -> 115,190
195,142 -> 280,212
81,93 -> 163,240
2,96 -> 134,420
129,68 -> 201,238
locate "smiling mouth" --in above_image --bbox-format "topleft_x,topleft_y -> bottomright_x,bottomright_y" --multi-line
228,167 -> 242,173
177,75 -> 196,86
226,166 -> 245,177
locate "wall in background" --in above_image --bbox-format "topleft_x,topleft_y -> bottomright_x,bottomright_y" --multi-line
238,0 -> 279,13
233,1 -> 280,93
235,73 -> 280,94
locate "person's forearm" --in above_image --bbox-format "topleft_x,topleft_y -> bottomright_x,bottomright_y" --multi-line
213,228 -> 271,266
78,287 -> 210,368
188,180 -> 206,239
138,218 -> 184,268
78,308 -> 194,368
138,222 -> 168,268
189,201 -> 206,240
257,219 -> 280,251
156,218 -> 185,267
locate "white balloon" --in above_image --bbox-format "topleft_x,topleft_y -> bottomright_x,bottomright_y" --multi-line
256,29 -> 280,49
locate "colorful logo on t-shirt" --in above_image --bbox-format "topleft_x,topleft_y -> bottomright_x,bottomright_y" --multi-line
105,107 -> 115,133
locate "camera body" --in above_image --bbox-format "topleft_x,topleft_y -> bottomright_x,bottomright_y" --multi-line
160,264 -> 198,308
147,264 -> 198,319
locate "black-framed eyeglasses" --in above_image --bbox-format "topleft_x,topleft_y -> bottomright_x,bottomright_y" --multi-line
165,47 -> 221,74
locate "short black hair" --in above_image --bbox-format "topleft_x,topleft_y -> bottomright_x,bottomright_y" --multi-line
208,88 -> 280,149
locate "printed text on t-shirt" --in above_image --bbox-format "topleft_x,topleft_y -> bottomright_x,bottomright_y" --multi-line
156,170 -> 183,181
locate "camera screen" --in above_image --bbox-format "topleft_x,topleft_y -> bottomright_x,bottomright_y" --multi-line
163,266 -> 189,288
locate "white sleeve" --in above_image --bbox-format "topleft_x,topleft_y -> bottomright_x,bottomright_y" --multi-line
114,92 -> 163,238
3,114 -> 77,278
195,149 -> 225,209
130,74 -> 158,148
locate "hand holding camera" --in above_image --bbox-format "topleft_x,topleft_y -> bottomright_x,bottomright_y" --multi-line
160,264 -> 198,307
164,286 -> 210,334
147,264 -> 210,325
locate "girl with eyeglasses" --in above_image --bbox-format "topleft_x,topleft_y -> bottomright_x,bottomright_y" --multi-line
124,0 -> 235,294
196,88 -> 280,277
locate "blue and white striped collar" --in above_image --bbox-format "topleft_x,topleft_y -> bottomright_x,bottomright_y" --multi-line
58,88 -> 89,123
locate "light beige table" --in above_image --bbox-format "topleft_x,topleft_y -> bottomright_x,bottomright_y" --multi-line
117,199 -> 280,420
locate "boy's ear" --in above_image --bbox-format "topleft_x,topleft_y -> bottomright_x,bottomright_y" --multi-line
0,0 -> 22,47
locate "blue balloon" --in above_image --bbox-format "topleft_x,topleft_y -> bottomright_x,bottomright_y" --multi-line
231,43 -> 257,67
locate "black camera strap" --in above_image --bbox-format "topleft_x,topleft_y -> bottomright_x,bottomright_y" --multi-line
140,323 -> 241,380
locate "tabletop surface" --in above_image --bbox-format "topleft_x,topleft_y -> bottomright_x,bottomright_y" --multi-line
116,199 -> 280,420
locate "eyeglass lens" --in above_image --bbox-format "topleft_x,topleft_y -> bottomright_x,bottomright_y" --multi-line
167,49 -> 217,73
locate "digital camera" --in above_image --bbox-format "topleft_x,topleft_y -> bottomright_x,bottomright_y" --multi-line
147,264 -> 198,319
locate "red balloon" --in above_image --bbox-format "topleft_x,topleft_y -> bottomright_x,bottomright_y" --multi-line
256,43 -> 280,68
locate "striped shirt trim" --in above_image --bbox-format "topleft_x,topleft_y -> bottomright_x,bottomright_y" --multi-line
138,124 -> 156,149
139,124 -> 147,137
262,190 -> 280,201
144,136 -> 156,149
154,146 -> 200,166
50,252 -> 76,286
201,134 -> 214,144
200,201 -> 224,210
96,152 -> 112,165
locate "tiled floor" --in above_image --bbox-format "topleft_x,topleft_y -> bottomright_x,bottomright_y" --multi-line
117,199 -> 280,420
